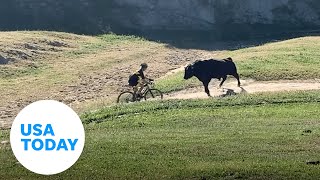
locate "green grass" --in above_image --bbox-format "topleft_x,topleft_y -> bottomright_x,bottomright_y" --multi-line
0,65 -> 42,79
81,90 -> 320,124
156,37 -> 320,93
66,33 -> 147,58
1,90 -> 320,179
233,37 -> 320,80
155,71 -> 201,93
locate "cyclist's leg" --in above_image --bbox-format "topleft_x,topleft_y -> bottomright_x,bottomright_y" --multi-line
129,76 -> 139,96
133,86 -> 138,95
137,80 -> 144,95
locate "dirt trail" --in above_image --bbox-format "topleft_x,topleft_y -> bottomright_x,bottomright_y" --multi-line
167,79 -> 320,100
2,79 -> 320,129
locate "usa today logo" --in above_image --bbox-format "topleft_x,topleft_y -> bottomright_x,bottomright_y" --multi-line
10,100 -> 85,175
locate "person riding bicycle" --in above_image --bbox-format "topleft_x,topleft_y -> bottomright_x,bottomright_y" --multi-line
128,63 -> 152,98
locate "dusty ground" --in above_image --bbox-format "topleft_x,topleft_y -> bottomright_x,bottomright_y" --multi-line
0,47 -> 207,129
167,79 -> 320,99
0,32 -> 218,129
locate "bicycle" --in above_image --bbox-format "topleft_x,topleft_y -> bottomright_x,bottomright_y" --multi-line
117,79 -> 163,103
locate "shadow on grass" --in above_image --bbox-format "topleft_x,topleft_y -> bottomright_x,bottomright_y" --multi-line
114,28 -> 320,51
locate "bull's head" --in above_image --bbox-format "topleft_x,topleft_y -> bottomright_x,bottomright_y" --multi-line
184,64 -> 194,79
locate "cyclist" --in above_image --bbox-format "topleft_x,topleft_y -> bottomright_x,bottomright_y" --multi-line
128,63 -> 150,98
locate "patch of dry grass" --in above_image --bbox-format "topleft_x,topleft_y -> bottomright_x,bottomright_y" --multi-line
0,31 -> 216,129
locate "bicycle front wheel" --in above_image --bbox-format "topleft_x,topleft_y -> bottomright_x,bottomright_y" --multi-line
144,89 -> 163,101
117,91 -> 135,103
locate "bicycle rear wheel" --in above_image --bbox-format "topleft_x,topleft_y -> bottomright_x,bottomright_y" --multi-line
144,89 -> 163,101
117,91 -> 135,103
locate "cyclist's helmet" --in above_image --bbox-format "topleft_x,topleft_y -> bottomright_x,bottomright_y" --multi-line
141,63 -> 148,69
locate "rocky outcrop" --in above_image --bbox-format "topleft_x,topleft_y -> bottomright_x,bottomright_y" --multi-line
0,54 -> 9,64
0,0 -> 319,40
112,0 -> 320,29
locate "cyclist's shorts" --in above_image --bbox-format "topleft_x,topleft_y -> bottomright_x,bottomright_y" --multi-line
128,74 -> 139,86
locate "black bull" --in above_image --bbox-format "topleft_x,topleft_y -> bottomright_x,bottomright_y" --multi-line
184,58 -> 241,96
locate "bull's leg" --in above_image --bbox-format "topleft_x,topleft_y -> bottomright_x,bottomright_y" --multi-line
202,81 -> 211,97
233,73 -> 241,87
219,76 -> 227,88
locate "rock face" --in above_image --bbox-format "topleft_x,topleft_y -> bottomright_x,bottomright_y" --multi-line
0,0 -> 319,39
0,54 -> 9,64
113,0 -> 320,29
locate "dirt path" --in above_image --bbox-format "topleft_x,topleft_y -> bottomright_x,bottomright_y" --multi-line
2,79 -> 320,129
167,79 -> 320,100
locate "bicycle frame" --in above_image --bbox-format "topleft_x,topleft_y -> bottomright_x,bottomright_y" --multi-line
117,80 -> 162,103
141,83 -> 152,96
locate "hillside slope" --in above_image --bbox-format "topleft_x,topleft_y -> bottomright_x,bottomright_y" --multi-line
1,32 -> 320,129
0,31 -> 216,129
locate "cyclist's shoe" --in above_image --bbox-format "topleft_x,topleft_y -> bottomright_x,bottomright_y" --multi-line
135,93 -> 143,101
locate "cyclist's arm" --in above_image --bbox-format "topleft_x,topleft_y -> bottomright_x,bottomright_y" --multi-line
139,69 -> 146,79
138,70 -> 153,83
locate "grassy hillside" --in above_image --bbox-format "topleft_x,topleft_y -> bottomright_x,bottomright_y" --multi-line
1,31 -> 205,126
1,32 -> 319,114
234,37 -> 320,80
1,90 -> 320,179
0,32 -> 148,79
156,36 -> 320,93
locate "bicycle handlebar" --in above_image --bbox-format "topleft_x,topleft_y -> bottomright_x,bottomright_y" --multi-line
143,78 -> 155,86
